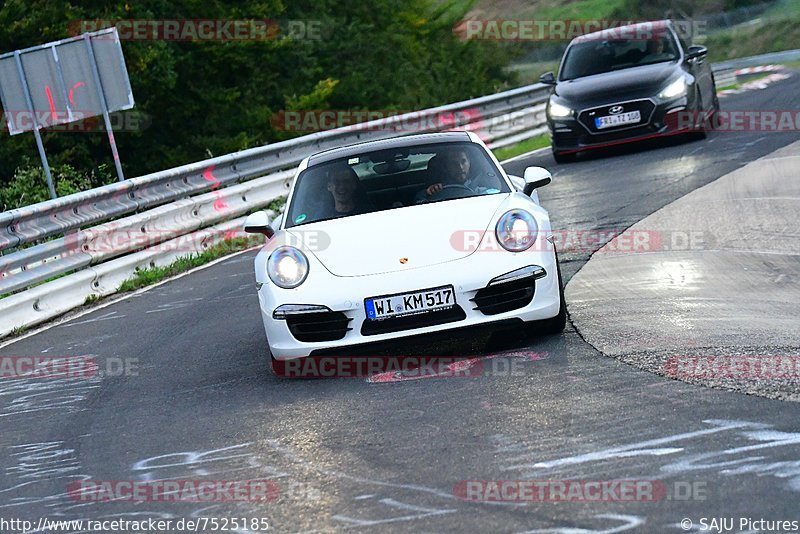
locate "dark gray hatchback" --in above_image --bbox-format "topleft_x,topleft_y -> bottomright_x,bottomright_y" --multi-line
540,20 -> 719,163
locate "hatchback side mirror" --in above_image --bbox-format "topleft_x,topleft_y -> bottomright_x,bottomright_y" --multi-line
686,45 -> 707,60
243,211 -> 275,238
522,167 -> 552,196
539,71 -> 556,85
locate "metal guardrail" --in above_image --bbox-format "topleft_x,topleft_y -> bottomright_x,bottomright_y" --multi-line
0,50 -> 796,337
0,83 -> 548,253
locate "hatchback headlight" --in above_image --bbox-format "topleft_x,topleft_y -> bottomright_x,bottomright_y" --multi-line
496,210 -> 538,252
548,99 -> 573,118
268,246 -> 309,288
658,77 -> 687,99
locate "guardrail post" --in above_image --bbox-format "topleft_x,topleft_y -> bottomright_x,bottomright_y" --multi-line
83,34 -> 125,182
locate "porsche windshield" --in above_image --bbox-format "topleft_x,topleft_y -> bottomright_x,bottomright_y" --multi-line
285,142 -> 510,228
560,34 -> 680,81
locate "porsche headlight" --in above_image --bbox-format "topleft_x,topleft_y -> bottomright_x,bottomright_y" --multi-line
267,246 -> 309,288
658,77 -> 687,99
495,210 -> 538,252
547,98 -> 573,118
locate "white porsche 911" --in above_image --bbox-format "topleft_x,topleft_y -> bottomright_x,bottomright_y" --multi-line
243,131 -> 565,370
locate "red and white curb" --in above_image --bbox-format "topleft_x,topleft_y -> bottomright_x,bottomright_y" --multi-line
718,65 -> 792,97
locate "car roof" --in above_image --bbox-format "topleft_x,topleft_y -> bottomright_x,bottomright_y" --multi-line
307,131 -> 473,167
572,19 -> 674,44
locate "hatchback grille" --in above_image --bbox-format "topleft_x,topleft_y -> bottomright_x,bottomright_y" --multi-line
578,99 -> 656,133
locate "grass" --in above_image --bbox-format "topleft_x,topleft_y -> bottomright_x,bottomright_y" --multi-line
116,200 -> 285,293
507,60 -> 561,85
704,0 -> 800,63
117,236 -> 264,293
463,0 -> 627,20
716,71 -> 774,92
533,0 -> 628,21
9,325 -> 26,336
493,133 -> 551,161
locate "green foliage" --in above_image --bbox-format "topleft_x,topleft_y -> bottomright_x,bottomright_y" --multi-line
492,134 -> 550,161
0,0 -> 515,197
704,17 -> 800,63
0,163 -> 116,211
117,236 -> 261,293
266,196 -> 286,213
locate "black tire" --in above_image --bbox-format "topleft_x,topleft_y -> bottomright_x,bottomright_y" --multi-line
552,150 -> 576,164
691,92 -> 707,140
709,90 -> 721,129
523,251 -> 567,337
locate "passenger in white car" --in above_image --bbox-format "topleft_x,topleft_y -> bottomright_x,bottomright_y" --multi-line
321,164 -> 372,219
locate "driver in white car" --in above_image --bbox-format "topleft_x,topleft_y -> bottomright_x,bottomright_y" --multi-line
424,148 -> 473,197
416,147 -> 501,202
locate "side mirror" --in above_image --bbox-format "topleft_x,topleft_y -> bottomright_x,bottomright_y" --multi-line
686,45 -> 707,60
243,211 -> 275,238
522,166 -> 552,196
539,71 -> 556,85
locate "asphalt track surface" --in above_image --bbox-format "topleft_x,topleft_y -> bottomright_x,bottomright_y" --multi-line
1,72 -> 799,533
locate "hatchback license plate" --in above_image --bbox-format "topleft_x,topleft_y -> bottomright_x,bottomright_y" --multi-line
595,110 -> 641,129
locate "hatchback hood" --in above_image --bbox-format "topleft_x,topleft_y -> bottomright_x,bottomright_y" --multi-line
286,194 -> 508,277
556,61 -> 679,102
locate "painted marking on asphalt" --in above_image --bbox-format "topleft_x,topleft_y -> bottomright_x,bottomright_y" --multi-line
144,297 -> 205,314
131,443 -> 258,480
0,366 -> 102,419
518,513 -> 646,533
57,311 -> 126,327
0,442 -> 92,513
498,419 -> 800,493
332,497 -> 455,527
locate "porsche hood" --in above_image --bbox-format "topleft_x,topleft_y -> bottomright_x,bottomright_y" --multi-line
285,194 -> 509,277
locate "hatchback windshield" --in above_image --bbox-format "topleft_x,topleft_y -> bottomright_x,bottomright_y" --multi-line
560,34 -> 679,81
285,142 -> 510,228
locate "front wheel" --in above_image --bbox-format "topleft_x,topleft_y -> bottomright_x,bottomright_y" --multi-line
690,92 -> 708,140
553,149 -> 576,164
